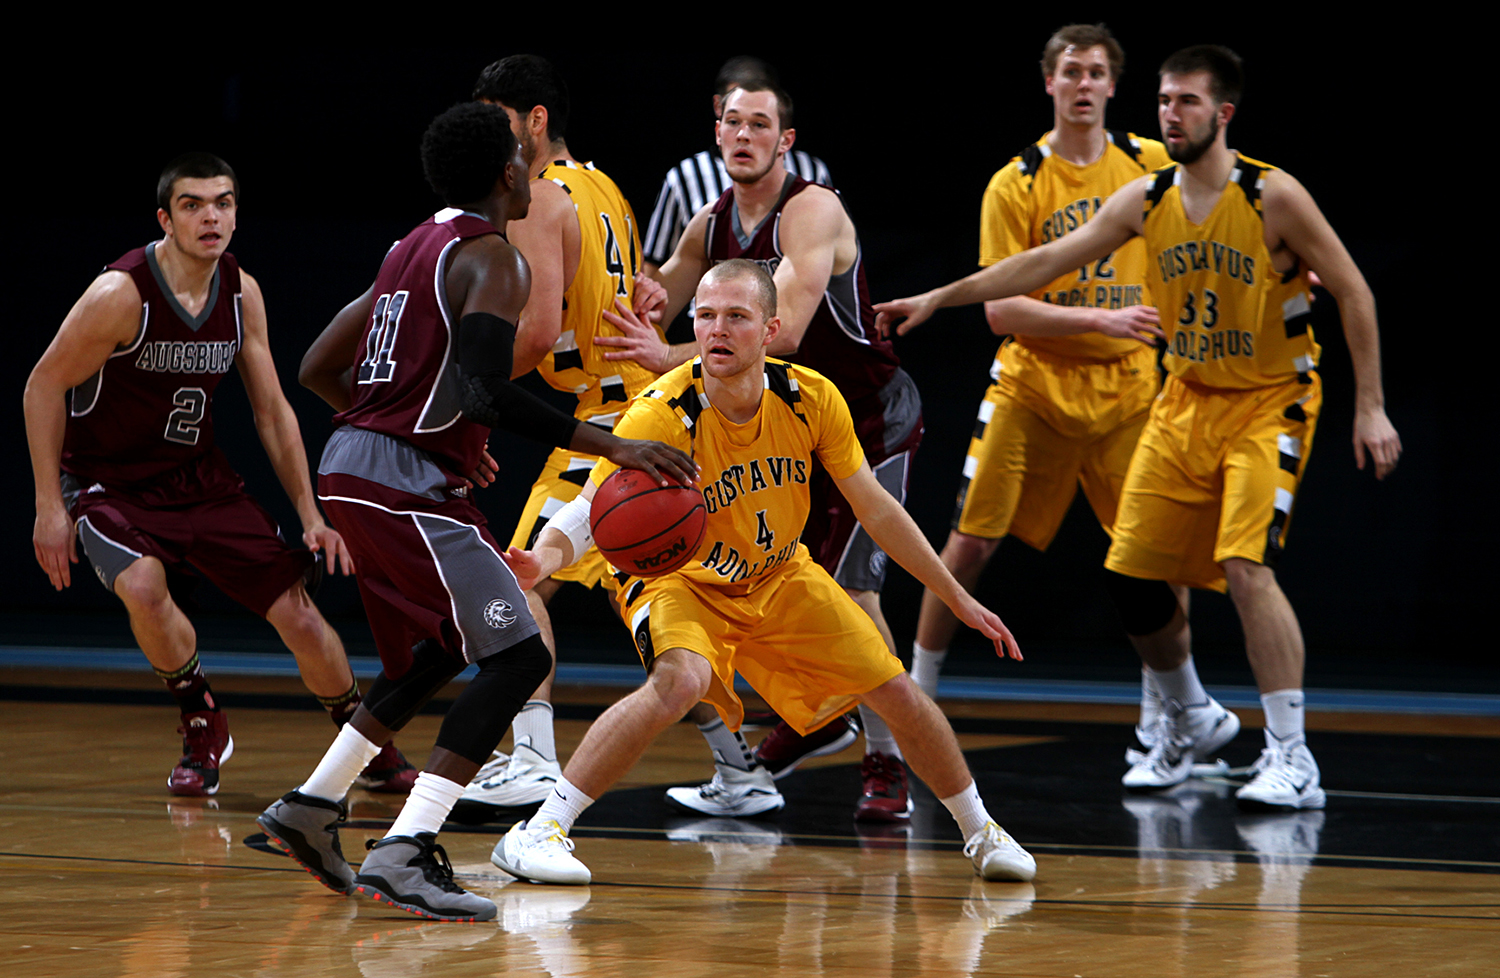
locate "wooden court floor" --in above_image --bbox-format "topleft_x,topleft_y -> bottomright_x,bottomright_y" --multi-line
1,671 -> 1496,977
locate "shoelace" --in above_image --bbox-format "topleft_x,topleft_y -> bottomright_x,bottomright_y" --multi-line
963,823 -> 1003,858
418,839 -> 464,892
531,820 -> 576,852
475,751 -> 512,780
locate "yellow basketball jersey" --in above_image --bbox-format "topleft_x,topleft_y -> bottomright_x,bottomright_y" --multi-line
535,160 -> 662,419
593,359 -> 865,595
979,131 -> 1171,361
1142,154 -> 1322,389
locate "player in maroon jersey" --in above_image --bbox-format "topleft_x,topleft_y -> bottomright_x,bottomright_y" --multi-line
24,152 -> 415,798
257,102 -> 695,921
598,81 -> 927,824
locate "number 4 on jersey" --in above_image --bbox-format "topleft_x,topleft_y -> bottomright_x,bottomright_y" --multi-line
359,291 -> 409,384
755,510 -> 776,553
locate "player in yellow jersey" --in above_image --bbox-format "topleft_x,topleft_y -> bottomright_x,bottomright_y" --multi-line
463,55 -> 663,810
877,46 -> 1401,811
488,260 -> 1036,885
895,26 -> 1242,784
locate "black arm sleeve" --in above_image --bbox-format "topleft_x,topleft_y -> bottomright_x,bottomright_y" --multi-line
455,311 -> 581,449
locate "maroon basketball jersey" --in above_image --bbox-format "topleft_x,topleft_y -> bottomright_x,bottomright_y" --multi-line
704,175 -> 900,408
62,244 -> 244,487
335,210 -> 497,477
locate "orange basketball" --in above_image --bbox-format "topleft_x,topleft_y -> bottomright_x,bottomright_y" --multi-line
590,469 -> 706,578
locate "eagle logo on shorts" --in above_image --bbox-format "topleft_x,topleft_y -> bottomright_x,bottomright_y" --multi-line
483,598 -> 516,629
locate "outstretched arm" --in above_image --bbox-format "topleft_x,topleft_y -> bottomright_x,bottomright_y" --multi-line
238,273 -> 353,574
834,461 -> 1021,661
1264,170 -> 1400,479
503,479 -> 600,590
875,177 -> 1148,336
24,272 -> 143,590
766,188 -> 846,354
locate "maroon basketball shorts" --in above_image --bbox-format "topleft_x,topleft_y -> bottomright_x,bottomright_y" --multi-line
803,369 -> 923,593
317,428 -> 541,678
63,458 -> 313,618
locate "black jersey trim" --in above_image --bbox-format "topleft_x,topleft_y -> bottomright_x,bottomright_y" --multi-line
1283,401 -> 1307,423
1107,130 -> 1145,169
1144,167 -> 1176,216
764,362 -> 809,427
1234,159 -> 1268,217
1018,143 -> 1046,191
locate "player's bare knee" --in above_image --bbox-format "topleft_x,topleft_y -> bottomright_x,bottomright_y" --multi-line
862,672 -> 926,724
111,558 -> 172,616
1222,558 -> 1276,601
942,532 -> 999,577
266,582 -> 331,643
645,650 -> 712,717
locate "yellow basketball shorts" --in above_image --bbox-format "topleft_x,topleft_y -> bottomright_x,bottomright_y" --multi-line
509,410 -> 624,588
1105,372 -> 1322,592
954,343 -> 1158,549
616,552 -> 905,735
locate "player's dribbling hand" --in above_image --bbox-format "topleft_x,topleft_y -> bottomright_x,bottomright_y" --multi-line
1354,407 -> 1402,480
632,273 -> 669,324
873,294 -> 939,338
1095,305 -> 1164,344
304,522 -> 355,576
33,509 -> 77,590
606,437 -> 700,488
599,299 -> 675,373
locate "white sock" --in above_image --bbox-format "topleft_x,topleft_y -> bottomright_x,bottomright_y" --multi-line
513,700 -> 557,761
939,780 -> 992,840
910,642 -> 947,698
300,724 -> 381,802
532,775 -> 595,834
857,704 -> 902,760
1260,688 -> 1306,746
697,716 -> 756,771
387,771 -> 464,839
1149,656 -> 1210,713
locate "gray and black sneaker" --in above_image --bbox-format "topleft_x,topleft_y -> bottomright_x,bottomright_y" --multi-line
256,789 -> 353,894
353,833 -> 497,922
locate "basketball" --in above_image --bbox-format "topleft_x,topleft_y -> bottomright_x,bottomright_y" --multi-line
590,469 -> 706,578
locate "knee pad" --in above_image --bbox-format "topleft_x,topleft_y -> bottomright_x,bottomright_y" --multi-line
435,634 -> 552,764
1102,569 -> 1181,636
363,638 -> 465,731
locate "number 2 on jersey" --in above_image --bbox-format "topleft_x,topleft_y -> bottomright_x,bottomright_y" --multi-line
164,387 -> 207,445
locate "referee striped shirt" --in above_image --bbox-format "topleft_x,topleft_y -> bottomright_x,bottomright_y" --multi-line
641,149 -> 832,267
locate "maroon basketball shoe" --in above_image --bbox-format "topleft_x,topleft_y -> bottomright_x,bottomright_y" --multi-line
169,710 -> 233,796
855,751 -> 913,822
355,741 -> 419,794
753,714 -> 859,780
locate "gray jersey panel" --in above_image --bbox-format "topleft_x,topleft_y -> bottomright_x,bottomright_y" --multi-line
318,425 -> 449,501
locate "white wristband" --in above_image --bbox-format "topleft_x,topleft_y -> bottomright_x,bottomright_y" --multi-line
544,494 -> 594,564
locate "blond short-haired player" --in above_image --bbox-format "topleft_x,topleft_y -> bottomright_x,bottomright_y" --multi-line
491,260 -> 1036,885
876,46 -> 1401,810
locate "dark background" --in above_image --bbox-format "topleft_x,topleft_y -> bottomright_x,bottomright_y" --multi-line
5,18 -> 1486,692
